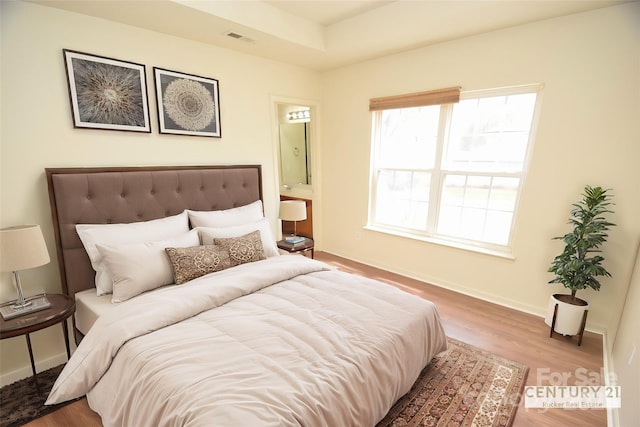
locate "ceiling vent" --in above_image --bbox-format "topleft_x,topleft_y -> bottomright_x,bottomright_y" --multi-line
224,31 -> 254,43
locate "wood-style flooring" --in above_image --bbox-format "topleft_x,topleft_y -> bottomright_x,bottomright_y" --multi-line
25,251 -> 606,427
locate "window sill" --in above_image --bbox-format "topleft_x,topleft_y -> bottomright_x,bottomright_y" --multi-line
363,225 -> 516,260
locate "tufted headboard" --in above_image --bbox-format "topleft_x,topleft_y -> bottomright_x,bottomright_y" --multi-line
46,165 -> 263,299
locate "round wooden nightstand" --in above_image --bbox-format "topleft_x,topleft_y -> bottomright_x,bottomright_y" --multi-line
277,237 -> 314,258
0,293 -> 75,393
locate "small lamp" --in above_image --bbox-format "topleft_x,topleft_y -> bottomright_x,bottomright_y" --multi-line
0,225 -> 52,320
279,200 -> 307,243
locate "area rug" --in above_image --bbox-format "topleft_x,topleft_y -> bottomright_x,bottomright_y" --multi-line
1,338 -> 527,427
377,338 -> 529,427
0,364 -> 77,427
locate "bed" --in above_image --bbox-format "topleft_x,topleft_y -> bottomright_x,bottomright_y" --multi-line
44,165 -> 447,427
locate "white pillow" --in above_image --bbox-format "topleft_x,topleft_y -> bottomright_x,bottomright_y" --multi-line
97,231 -> 200,303
76,211 -> 190,295
187,200 -> 264,228
197,218 -> 279,258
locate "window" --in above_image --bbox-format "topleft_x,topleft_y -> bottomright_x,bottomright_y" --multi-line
369,85 -> 541,253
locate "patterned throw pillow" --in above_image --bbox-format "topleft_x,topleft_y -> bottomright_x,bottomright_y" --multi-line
165,245 -> 232,285
213,230 -> 266,267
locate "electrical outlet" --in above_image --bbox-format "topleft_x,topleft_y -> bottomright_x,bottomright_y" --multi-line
628,344 -> 636,366
354,231 -> 362,241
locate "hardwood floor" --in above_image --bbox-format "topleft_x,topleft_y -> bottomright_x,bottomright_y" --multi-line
25,251 -> 606,427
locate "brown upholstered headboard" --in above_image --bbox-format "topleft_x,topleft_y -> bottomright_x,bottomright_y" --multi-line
46,165 -> 263,299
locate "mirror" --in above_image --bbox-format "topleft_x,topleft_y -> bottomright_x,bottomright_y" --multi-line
280,122 -> 311,186
277,104 -> 312,187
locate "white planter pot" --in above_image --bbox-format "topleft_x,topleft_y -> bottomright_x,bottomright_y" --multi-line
544,293 -> 589,336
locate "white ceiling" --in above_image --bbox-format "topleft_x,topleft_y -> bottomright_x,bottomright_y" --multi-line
29,0 -> 630,71
264,0 -> 395,26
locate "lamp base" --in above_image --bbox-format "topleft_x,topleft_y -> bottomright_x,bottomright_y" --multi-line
0,295 -> 51,320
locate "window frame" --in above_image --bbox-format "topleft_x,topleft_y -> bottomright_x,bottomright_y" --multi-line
367,84 -> 543,257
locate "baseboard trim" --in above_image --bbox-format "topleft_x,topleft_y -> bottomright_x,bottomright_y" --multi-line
602,332 -> 619,427
0,351 -> 68,388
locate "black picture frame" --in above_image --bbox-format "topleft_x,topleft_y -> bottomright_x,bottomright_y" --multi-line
153,67 -> 221,137
62,49 -> 151,132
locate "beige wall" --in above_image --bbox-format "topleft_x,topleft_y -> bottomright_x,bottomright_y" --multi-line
0,1 -> 320,383
611,241 -> 639,426
320,3 -> 640,344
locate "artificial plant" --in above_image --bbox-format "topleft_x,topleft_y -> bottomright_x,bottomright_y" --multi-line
548,185 -> 615,300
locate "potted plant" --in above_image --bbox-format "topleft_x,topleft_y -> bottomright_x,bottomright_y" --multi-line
545,185 -> 615,336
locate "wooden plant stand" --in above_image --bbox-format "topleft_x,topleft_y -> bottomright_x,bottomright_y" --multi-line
549,303 -> 588,346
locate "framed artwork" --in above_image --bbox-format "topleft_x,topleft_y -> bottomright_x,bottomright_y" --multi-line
62,49 -> 151,132
153,67 -> 221,137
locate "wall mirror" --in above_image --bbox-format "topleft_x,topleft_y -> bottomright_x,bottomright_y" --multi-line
276,103 -> 312,189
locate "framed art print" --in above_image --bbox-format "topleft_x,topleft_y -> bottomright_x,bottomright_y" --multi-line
63,49 -> 151,132
154,67 -> 221,137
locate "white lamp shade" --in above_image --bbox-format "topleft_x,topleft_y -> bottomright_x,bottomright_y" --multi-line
279,200 -> 307,222
0,225 -> 50,272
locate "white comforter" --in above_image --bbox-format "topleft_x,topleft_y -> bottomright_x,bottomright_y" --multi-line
47,256 -> 447,427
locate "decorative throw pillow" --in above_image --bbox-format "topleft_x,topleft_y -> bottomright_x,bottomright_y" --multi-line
165,245 -> 232,285
213,230 -> 266,267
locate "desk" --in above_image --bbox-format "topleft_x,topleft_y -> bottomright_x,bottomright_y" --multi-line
0,294 -> 75,393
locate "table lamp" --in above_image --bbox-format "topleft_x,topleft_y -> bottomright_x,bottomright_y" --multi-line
0,225 -> 52,320
279,200 -> 307,243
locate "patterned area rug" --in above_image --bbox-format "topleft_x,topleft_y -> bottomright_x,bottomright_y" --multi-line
377,338 -> 529,427
0,364 -> 78,427
0,338 -> 527,427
